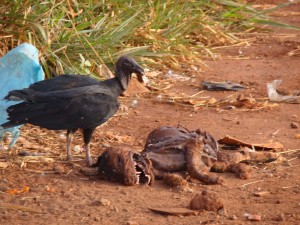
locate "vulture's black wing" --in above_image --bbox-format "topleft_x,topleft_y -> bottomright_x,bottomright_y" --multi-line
5,85 -> 112,102
3,88 -> 119,130
28,74 -> 99,92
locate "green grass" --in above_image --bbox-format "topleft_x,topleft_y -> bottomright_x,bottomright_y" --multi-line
0,0 -> 298,78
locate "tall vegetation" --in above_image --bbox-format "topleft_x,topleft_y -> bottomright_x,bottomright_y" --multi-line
0,0 -> 297,78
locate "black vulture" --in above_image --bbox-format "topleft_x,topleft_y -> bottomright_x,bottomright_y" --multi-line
1,56 -> 145,166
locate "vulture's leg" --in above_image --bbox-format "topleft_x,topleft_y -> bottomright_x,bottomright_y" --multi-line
83,128 -> 95,166
66,129 -> 78,161
0,133 -> 4,150
8,129 -> 21,150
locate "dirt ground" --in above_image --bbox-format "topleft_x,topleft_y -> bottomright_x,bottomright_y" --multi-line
1,1 -> 300,225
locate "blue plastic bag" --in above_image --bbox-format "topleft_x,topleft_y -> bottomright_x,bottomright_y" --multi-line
0,43 -> 44,149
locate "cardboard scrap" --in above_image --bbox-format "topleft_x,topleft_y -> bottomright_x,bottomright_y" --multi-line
123,78 -> 150,96
218,135 -> 284,151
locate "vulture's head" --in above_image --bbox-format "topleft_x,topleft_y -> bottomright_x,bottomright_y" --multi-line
115,56 -> 146,88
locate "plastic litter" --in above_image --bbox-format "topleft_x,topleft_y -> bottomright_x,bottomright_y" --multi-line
0,43 -> 44,148
202,81 -> 245,91
267,80 -> 300,104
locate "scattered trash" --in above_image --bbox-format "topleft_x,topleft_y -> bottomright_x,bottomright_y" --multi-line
202,81 -> 245,91
222,94 -> 276,110
190,190 -> 225,212
148,207 -> 198,216
156,92 -> 277,111
218,135 -> 284,151
267,80 -> 300,104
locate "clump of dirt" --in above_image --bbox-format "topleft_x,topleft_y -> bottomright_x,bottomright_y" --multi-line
190,190 -> 225,212
163,173 -> 188,187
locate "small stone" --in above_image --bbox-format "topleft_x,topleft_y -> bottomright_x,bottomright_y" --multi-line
256,187 -> 262,191
126,221 -> 138,225
229,215 -> 238,220
121,190 -> 128,195
217,208 -> 226,216
254,191 -> 270,197
58,133 -> 65,140
94,217 -> 100,221
73,145 -> 82,153
2,215 -> 8,220
100,198 -> 110,206
131,99 -> 138,108
93,199 -> 112,207
291,122 -> 299,129
244,213 -> 262,221
178,186 -> 194,193
275,213 -> 285,221
111,205 -> 119,212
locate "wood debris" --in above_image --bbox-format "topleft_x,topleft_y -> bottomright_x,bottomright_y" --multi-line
148,207 -> 198,216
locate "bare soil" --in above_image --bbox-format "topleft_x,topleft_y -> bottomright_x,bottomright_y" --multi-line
1,1 -> 300,225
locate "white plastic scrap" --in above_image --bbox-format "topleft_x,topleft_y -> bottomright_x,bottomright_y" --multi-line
267,80 -> 300,104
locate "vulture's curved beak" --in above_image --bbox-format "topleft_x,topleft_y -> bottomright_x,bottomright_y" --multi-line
134,65 -> 148,84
